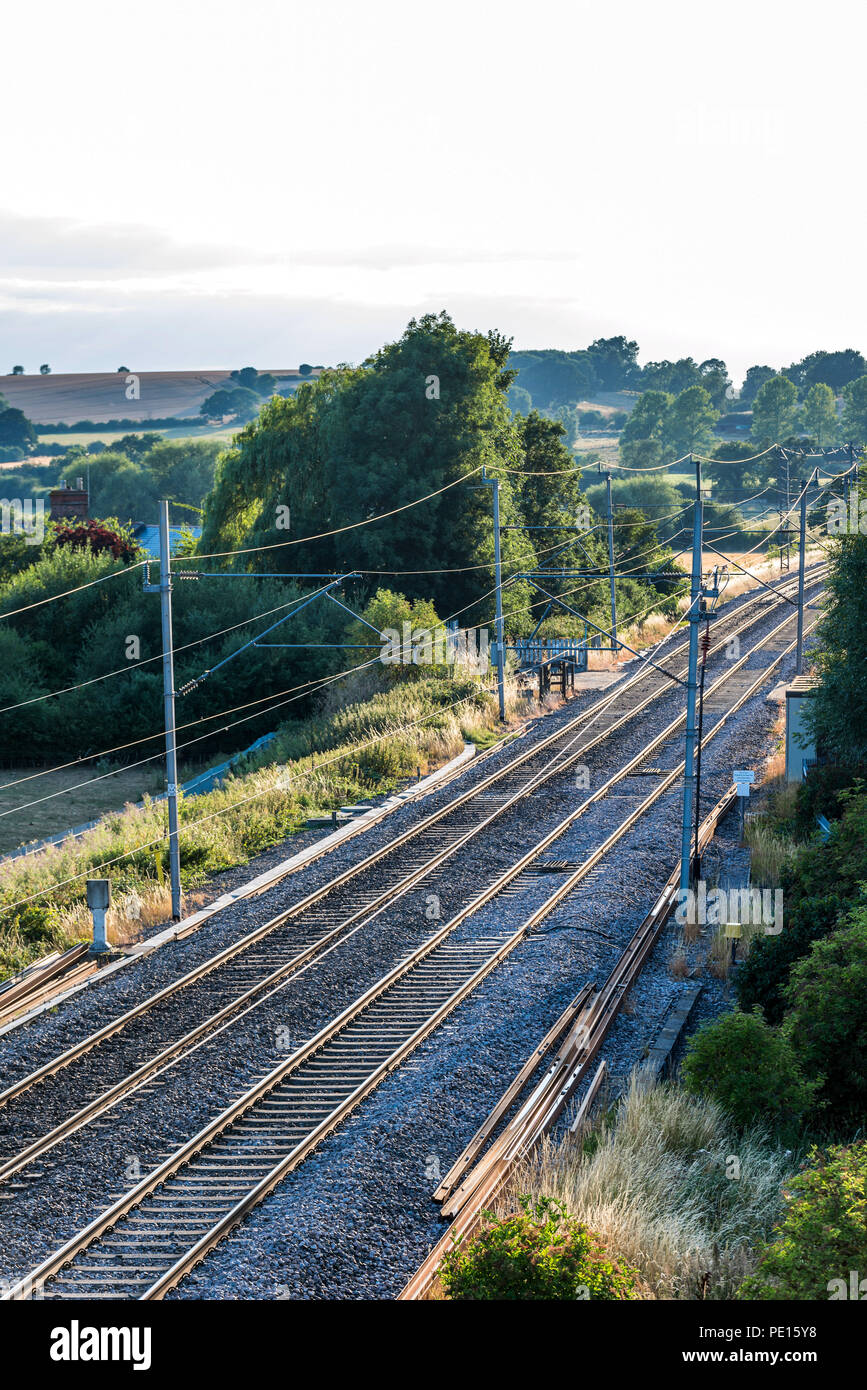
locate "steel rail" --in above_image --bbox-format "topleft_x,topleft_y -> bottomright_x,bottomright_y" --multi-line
0,571 -> 826,1189
2,594 -> 821,1301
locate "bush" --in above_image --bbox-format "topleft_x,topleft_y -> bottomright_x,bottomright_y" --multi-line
782,905 -> 867,1124
681,1008 -> 816,1130
439,1196 -> 639,1300
736,787 -> 867,1023
739,1141 -> 867,1299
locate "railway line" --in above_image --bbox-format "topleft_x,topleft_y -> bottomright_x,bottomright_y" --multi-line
0,567 -> 822,1187
0,567 -> 824,1300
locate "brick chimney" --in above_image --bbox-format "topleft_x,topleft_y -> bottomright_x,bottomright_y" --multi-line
49,484 -> 89,521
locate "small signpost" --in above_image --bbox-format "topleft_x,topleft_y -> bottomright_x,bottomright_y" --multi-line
733,769 -> 755,840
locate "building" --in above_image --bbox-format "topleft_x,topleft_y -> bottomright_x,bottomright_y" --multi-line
785,674 -> 817,781
49,481 -> 88,522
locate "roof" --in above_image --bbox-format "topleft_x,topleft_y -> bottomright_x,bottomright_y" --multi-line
786,674 -> 818,697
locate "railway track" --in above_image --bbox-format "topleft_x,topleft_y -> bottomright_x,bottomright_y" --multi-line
0,567 -> 823,1198
1,582 -> 822,1300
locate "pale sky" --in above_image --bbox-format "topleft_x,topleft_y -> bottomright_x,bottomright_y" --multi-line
1,0 -> 863,385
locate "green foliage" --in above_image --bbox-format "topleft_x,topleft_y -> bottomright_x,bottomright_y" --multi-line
439,1196 -> 639,1301
841,375 -> 867,443
199,385 -> 261,421
740,365 -> 776,406
736,787 -> 867,1022
664,383 -> 719,455
508,349 -> 601,408
751,375 -> 799,445
739,1141 -> 867,1299
681,1008 -> 816,1130
199,313 -> 543,623
784,348 -> 866,397
0,406 -> 37,450
809,529 -> 867,761
782,905 -> 867,1123
86,438 -> 221,520
801,382 -> 838,446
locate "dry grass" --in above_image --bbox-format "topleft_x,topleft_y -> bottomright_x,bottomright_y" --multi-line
511,1070 -> 792,1300
745,821 -> 798,886
668,947 -> 691,978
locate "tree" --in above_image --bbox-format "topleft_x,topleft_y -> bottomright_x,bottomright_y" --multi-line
841,375 -> 867,443
39,363 -> 51,375
618,390 -> 672,468
510,350 -> 598,409
740,365 -> 776,405
698,358 -> 731,409
703,442 -> 764,499
230,367 -> 277,397
782,906 -> 867,1123
0,407 -> 36,450
801,382 -> 837,445
681,1008 -> 815,1130
200,313 -> 538,622
664,384 -> 719,455
640,358 -> 702,395
199,385 -> 260,421
751,375 -> 799,445
298,363 -> 313,376
117,366 -> 129,373
809,531 -> 867,760
11,366 -> 23,376
585,336 -> 640,390
736,789 -> 867,1022
785,348 -> 867,396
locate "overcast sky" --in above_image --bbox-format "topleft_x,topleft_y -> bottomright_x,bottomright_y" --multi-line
1,0 -> 863,385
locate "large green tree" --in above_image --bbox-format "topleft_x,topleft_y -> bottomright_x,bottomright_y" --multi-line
751,375 -> 799,445
801,381 -> 838,445
200,314 -> 540,625
664,383 -> 719,455
618,390 -> 672,468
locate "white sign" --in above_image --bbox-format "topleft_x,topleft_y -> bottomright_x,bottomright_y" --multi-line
733,770 -> 755,783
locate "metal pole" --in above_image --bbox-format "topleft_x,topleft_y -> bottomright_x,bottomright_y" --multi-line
605,471 -> 617,650
679,456 -> 703,898
795,471 -> 815,675
692,620 -> 710,877
487,472 -> 506,720
158,500 -> 182,919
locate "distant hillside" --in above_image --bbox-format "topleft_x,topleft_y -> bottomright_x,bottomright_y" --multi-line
0,368 -> 322,425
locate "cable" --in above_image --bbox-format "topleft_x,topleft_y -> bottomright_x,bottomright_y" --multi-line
188,467 -> 485,562
0,578 -> 342,718
0,560 -> 145,622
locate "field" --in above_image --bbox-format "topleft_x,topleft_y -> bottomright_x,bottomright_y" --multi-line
0,763 -> 167,856
1,368 -> 317,425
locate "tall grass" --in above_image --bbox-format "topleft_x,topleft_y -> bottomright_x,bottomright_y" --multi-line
511,1070 -> 792,1299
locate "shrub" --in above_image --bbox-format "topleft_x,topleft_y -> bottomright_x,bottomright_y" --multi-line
782,905 -> 867,1124
739,1141 -> 867,1299
439,1196 -> 639,1300
681,1008 -> 816,1130
736,788 -> 867,1023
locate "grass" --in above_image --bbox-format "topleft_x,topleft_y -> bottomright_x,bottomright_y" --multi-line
509,1070 -> 793,1300
0,672 -> 524,981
